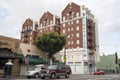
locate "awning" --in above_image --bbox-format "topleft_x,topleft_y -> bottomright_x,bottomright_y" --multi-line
0,51 -> 23,59
21,57 -> 46,65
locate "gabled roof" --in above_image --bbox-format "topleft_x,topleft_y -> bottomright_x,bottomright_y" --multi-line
40,11 -> 53,21
62,2 -> 80,14
23,18 -> 33,27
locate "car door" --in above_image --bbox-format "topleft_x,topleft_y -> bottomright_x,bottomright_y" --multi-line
57,65 -> 63,76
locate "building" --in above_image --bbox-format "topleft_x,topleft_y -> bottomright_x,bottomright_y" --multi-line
20,43 -> 47,75
60,2 -> 99,74
38,11 -> 60,35
0,35 -> 23,76
97,53 -> 119,74
21,18 -> 38,45
20,2 -> 99,74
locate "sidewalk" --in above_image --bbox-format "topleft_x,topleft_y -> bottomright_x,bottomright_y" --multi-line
0,75 -> 26,79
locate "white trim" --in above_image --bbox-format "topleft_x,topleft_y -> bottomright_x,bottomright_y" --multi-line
61,17 -> 82,24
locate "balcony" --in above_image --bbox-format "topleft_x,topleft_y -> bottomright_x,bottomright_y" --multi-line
87,30 -> 93,35
88,51 -> 94,55
88,36 -> 93,42
24,33 -> 29,37
21,31 -> 25,33
26,29 -> 32,32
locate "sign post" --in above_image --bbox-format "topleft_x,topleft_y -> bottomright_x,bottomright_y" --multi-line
26,49 -> 31,72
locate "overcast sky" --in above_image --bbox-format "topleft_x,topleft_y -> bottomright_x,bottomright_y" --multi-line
0,0 -> 120,57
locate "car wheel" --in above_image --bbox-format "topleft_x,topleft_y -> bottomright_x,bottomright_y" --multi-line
35,73 -> 39,78
41,76 -> 45,79
65,73 -> 69,78
27,76 -> 31,79
50,73 -> 56,79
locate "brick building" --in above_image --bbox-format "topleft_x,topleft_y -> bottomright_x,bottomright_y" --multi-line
38,11 -> 60,35
21,18 -> 38,45
59,2 -> 99,74
20,2 -> 99,74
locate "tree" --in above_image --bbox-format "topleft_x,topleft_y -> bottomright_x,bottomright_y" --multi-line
35,32 -> 66,64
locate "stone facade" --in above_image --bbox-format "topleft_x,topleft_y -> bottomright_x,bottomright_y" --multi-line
0,35 -> 20,53
0,35 -> 22,76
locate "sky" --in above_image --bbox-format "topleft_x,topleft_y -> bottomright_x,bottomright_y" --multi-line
0,0 -> 120,57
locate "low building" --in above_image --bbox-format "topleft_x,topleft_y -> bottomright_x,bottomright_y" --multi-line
19,43 -> 47,75
0,35 -> 23,76
97,53 -> 119,74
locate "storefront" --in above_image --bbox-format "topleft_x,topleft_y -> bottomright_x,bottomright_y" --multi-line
0,36 -> 23,76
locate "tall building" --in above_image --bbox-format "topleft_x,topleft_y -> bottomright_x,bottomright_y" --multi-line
20,2 -> 99,74
60,2 -> 99,74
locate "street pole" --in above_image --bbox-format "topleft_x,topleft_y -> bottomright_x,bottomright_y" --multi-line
64,45 -> 66,64
26,55 -> 29,72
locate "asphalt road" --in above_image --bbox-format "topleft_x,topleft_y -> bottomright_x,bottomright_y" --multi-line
0,74 -> 120,80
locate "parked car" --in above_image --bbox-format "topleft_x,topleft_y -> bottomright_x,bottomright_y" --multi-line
26,64 -> 44,78
40,64 -> 72,79
94,70 -> 105,75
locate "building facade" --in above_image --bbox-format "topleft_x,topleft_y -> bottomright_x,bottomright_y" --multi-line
21,18 -> 38,45
0,35 -> 23,76
60,2 -> 99,74
38,11 -> 60,35
97,53 -> 119,74
20,2 -> 99,74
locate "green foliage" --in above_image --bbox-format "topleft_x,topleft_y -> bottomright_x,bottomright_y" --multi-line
36,32 -> 66,59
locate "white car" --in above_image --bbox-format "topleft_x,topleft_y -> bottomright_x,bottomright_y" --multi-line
26,64 -> 44,78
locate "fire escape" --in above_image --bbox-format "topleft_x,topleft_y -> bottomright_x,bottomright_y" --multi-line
21,27 -> 32,44
87,19 -> 95,72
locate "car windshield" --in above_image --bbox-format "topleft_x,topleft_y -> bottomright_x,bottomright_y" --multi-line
34,66 -> 41,70
47,65 -> 57,70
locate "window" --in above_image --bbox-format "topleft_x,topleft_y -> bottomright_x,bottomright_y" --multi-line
77,40 -> 80,44
56,27 -> 59,31
50,27 -> 52,30
71,21 -> 73,24
40,23 -> 42,28
30,37 -> 32,40
50,20 -> 52,24
30,32 -> 32,35
71,34 -> 73,37
71,27 -> 73,31
76,12 -> 79,17
68,28 -> 70,31
45,19 -> 48,26
63,23 -> 65,27
76,20 -> 79,24
63,16 -> 65,21
71,41 -> 73,44
63,29 -> 65,33
76,26 -> 79,31
68,35 -> 70,38
68,11 -> 73,20
76,33 -> 79,37
40,30 -> 42,32
68,41 -> 70,45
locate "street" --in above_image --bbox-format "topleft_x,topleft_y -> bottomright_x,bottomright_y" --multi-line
0,74 -> 120,80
